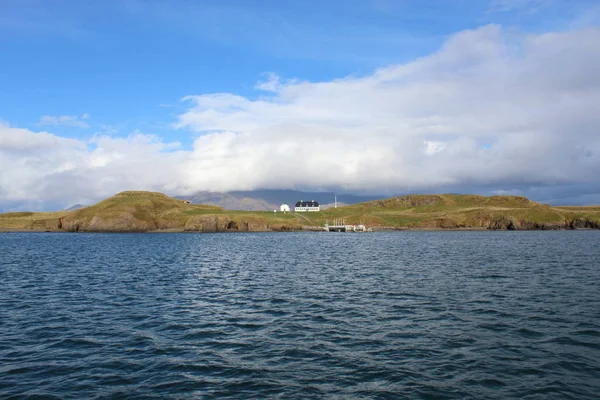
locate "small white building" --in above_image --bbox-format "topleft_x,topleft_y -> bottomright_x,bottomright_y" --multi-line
294,200 -> 320,212
280,203 -> 290,213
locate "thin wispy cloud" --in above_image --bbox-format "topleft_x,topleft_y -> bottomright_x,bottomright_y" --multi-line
487,0 -> 555,13
37,114 -> 90,129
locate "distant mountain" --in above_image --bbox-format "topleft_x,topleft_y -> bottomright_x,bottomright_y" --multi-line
177,190 -> 382,211
64,204 -> 86,211
176,191 -> 277,211
320,202 -> 348,210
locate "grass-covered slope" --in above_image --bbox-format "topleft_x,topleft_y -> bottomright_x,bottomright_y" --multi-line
292,194 -> 600,230
0,191 -> 304,232
1,192 -> 600,232
59,191 -> 220,231
0,210 -> 70,231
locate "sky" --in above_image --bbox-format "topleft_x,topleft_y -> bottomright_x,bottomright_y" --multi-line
1,0 -> 600,211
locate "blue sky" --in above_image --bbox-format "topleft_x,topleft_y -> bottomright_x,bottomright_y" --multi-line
1,0 -> 595,140
1,0 -> 600,210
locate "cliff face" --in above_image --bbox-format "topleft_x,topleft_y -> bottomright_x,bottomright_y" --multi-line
60,213 -> 160,232
55,213 -> 298,233
182,215 -> 298,233
487,217 -> 600,231
408,214 -> 600,231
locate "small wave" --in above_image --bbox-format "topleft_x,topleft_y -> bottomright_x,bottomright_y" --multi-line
479,378 -> 506,388
573,329 -> 600,337
46,337 -> 105,349
2,231 -> 600,399
542,336 -> 600,350
516,327 -> 546,338
181,329 -> 229,340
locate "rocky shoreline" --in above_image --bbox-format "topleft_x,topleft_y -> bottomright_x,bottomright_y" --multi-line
2,222 -> 599,234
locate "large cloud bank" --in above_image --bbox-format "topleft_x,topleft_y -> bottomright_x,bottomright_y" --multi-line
2,25 -> 600,210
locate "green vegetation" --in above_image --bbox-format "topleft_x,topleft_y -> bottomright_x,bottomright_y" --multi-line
0,191 -> 306,232
1,191 -> 600,232
264,194 -> 600,230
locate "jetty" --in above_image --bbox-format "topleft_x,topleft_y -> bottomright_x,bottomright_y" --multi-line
324,218 -> 372,232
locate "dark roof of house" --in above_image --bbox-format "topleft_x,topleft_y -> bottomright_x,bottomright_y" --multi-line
295,200 -> 319,207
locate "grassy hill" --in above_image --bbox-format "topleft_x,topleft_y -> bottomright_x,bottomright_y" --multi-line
0,191 -> 304,233
1,192 -> 600,232
270,194 -> 600,230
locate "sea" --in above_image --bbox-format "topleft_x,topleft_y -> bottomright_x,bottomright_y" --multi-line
1,231 -> 599,399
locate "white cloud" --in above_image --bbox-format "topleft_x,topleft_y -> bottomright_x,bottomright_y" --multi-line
2,24 -> 600,209
0,123 -> 84,152
254,73 -> 287,92
175,25 -> 600,194
0,124 -> 185,208
38,114 -> 90,128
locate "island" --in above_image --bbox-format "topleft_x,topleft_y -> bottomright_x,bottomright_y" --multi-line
1,191 -> 599,233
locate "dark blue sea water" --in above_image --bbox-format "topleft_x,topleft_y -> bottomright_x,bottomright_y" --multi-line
1,231 -> 600,399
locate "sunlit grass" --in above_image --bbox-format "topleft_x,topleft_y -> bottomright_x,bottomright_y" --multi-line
1,191 -> 600,231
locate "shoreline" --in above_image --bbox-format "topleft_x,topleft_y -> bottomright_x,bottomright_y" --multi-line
2,227 -> 597,234
2,192 -> 599,233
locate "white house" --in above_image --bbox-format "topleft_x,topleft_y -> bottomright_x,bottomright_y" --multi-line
294,200 -> 320,212
280,203 -> 290,212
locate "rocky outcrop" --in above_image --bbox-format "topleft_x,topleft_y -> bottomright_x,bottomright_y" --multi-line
43,212 -> 305,233
487,216 -> 517,230
184,215 -> 233,232
517,220 -> 564,230
60,213 -> 156,232
29,218 -> 62,231
420,218 -> 461,229
486,217 -> 600,230
182,215 -> 299,233
566,218 -> 600,230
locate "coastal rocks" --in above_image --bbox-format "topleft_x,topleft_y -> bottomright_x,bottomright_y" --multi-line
184,215 -> 227,232
487,216 -> 516,230
566,218 -> 600,230
60,213 -> 155,232
53,213 -> 302,233
486,217 -> 600,230
518,220 -> 564,230
183,215 -> 279,232
420,218 -> 461,229
487,216 -> 565,230
437,219 -> 460,229
29,218 -> 62,232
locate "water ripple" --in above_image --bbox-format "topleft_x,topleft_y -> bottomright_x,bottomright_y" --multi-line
1,231 -> 600,399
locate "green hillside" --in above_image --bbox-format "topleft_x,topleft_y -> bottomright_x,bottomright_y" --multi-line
275,194 -> 600,230
0,191 -> 304,232
1,192 -> 600,232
